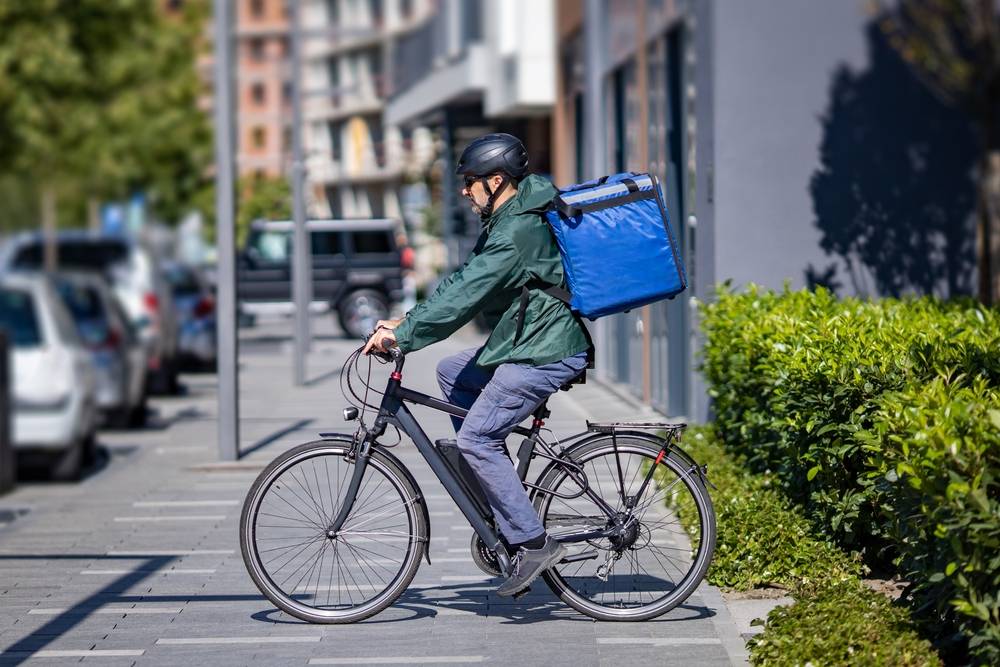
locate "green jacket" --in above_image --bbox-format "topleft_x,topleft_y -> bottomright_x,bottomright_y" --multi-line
393,174 -> 591,368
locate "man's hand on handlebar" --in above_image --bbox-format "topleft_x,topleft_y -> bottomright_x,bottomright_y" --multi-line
361,326 -> 398,358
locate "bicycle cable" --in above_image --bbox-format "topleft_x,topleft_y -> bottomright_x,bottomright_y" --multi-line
338,344 -> 402,447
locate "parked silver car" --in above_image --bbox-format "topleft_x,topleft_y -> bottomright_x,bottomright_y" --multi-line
1,233 -> 181,395
162,260 -> 216,368
0,273 -> 98,480
53,272 -> 147,428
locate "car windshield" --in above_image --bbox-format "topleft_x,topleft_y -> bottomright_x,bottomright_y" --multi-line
163,264 -> 201,296
0,288 -> 43,347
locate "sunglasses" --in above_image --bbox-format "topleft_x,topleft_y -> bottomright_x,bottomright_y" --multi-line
462,175 -> 479,188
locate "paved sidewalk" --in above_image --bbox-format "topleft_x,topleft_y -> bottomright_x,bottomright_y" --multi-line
0,318 -> 748,666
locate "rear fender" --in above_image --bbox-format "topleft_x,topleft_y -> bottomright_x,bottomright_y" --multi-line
528,430 -> 700,504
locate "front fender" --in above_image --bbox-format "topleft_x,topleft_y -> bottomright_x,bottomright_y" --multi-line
319,432 -> 432,565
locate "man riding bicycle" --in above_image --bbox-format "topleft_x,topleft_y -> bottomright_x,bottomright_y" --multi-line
361,133 -> 592,597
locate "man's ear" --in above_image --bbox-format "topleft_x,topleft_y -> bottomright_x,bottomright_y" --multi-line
491,174 -> 506,190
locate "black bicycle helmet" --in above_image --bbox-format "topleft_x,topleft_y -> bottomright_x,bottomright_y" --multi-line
455,133 -> 530,180
456,133 -> 529,220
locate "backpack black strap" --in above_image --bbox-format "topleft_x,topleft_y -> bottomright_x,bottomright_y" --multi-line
515,283 -> 595,369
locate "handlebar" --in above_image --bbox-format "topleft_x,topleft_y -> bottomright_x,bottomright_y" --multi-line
363,330 -> 404,365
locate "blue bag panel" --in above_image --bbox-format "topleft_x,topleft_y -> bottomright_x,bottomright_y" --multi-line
545,173 -> 686,319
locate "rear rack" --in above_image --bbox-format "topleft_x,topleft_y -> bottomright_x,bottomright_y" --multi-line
586,420 -> 686,434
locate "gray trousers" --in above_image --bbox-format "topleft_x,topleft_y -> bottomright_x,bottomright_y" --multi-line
436,347 -> 588,543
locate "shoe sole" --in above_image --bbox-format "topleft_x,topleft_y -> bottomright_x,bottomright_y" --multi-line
496,544 -> 568,598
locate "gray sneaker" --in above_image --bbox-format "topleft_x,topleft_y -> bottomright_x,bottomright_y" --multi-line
496,535 -> 567,597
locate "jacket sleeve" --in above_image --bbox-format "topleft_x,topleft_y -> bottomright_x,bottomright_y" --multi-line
393,233 -> 525,353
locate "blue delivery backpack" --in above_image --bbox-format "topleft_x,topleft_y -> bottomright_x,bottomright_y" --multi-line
535,172 -> 687,320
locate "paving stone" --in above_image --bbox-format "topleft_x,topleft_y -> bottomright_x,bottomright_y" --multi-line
0,319 -> 747,666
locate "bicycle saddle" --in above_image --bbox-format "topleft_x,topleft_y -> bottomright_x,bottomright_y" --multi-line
559,369 -> 586,392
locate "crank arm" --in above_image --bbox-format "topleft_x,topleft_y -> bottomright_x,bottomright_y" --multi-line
560,550 -> 599,565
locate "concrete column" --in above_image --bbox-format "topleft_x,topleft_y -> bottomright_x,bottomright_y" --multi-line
583,0 -> 610,375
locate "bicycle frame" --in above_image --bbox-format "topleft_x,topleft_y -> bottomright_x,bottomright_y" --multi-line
326,351 -> 672,577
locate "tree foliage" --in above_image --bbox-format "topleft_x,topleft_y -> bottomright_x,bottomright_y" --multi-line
235,175 -> 292,246
0,0 -> 211,229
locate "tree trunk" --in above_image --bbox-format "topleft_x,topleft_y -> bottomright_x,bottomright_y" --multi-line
979,149 -> 1000,306
88,196 -> 101,233
40,186 -> 58,273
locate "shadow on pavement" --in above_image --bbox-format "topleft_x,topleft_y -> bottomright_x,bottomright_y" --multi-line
240,582 -> 717,626
0,553 -> 176,666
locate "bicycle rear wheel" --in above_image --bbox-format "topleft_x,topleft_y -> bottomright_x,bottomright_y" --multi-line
240,439 -> 427,623
534,434 -> 715,621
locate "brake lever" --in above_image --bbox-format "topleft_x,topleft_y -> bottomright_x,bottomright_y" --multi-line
362,329 -> 398,363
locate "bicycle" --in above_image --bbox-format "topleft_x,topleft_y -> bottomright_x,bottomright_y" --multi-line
239,344 -> 716,623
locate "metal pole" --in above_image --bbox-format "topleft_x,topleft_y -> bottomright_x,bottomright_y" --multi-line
583,0 -> 610,376
213,0 -> 240,461
0,331 -> 14,494
290,0 -> 311,386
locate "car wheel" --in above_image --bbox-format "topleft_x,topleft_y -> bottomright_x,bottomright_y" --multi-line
128,394 -> 148,428
50,440 -> 84,482
337,289 -> 389,340
107,407 -> 132,430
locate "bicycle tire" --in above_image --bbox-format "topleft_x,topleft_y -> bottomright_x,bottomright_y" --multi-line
533,434 -> 716,621
240,438 -> 427,624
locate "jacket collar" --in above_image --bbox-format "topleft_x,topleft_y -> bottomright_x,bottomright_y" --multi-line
484,174 -> 557,232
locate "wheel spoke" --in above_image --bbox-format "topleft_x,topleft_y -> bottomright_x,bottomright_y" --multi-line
540,439 -> 713,619
244,445 -> 425,621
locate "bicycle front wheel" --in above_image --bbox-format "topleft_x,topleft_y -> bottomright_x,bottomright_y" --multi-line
240,439 -> 427,624
534,434 -> 716,621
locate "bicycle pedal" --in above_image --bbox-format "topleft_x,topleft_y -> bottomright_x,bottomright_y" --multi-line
511,586 -> 532,600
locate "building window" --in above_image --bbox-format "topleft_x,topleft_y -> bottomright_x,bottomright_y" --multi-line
249,37 -> 266,62
328,122 -> 342,161
369,0 -> 382,27
252,126 -> 267,149
325,187 -> 343,218
251,82 -> 266,106
400,0 -> 412,20
282,126 -> 292,152
326,0 -> 338,26
249,0 -> 265,19
282,81 -> 293,104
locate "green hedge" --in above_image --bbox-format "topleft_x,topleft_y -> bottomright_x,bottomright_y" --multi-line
666,428 -> 939,665
700,286 -> 1000,662
667,427 -> 860,591
748,578 -> 942,667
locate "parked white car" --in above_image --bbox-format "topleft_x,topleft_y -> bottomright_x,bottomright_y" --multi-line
1,233 -> 180,395
0,273 -> 97,480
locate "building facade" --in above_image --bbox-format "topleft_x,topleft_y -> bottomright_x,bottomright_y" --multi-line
234,0 -> 292,179
385,0 -> 980,421
299,0 -> 435,220
385,0 -> 557,264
